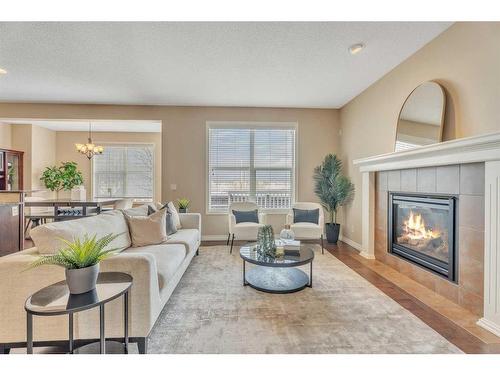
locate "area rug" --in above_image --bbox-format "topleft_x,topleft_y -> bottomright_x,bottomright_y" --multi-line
148,245 -> 461,354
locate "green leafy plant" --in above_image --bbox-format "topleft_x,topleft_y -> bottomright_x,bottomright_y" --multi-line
177,198 -> 190,209
27,233 -> 122,270
40,161 -> 84,192
313,154 -> 355,225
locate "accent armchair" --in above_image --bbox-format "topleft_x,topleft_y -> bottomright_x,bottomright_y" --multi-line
286,202 -> 325,254
228,202 -> 266,254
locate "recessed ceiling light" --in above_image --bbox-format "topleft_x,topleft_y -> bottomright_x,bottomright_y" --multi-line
0,68 -> 6,75
348,43 -> 365,55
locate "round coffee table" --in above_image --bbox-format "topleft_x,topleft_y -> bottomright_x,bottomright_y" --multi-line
25,272 -> 132,354
239,243 -> 314,293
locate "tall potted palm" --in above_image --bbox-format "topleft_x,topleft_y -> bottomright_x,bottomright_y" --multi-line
313,154 -> 355,243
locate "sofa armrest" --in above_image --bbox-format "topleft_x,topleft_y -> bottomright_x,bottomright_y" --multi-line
0,249 -> 161,343
179,213 -> 201,239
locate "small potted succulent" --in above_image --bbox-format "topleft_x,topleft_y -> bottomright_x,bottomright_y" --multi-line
27,233 -> 122,294
177,198 -> 190,213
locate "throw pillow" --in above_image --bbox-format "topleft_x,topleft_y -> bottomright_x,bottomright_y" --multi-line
124,208 -> 168,247
148,204 -> 178,235
232,209 -> 259,224
293,208 -> 320,224
158,201 -> 182,230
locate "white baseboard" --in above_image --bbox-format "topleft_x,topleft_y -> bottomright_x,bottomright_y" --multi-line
339,234 -> 362,252
339,235 -> 375,259
477,318 -> 500,337
201,235 -> 229,241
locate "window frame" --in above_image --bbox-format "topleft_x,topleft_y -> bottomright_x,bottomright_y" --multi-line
91,142 -> 156,203
206,121 -> 298,215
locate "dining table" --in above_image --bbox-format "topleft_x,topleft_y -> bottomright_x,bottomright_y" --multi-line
24,198 -> 121,231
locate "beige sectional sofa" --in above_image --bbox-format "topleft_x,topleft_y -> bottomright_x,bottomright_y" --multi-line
0,208 -> 201,354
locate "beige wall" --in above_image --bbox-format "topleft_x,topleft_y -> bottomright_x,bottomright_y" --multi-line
339,22 -> 500,245
0,104 -> 340,236
31,125 -> 56,195
0,123 -> 12,149
10,124 -> 32,190
55,131 -> 162,202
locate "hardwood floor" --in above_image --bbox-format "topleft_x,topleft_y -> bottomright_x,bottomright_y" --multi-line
202,239 -> 500,354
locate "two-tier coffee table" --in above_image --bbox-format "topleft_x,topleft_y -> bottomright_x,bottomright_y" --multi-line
239,243 -> 314,293
24,272 -> 132,354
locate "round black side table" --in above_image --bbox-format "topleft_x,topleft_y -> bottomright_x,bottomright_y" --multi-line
24,272 -> 133,354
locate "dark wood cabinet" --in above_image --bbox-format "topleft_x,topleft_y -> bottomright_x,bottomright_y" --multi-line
0,191 -> 25,255
0,148 -> 24,191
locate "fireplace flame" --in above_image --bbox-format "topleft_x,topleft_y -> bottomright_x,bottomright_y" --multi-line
403,211 -> 439,240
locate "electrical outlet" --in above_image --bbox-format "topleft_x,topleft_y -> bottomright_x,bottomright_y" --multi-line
170,184 -> 177,191
11,206 -> 18,216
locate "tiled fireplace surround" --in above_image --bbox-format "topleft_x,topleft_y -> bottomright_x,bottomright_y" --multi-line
353,132 -> 500,338
375,164 -> 485,316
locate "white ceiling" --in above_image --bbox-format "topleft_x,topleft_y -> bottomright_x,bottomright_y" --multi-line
2,119 -> 161,132
0,22 -> 452,108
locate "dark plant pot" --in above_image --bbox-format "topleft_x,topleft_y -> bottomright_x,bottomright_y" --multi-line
179,208 -> 188,213
65,263 -> 99,294
325,223 -> 340,243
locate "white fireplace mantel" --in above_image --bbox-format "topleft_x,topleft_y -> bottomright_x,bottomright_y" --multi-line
353,131 -> 500,337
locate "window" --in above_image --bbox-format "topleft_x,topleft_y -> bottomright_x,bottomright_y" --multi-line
93,144 -> 154,202
207,122 -> 296,212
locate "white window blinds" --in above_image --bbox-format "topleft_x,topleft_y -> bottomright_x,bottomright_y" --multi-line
93,144 -> 154,201
208,124 -> 296,212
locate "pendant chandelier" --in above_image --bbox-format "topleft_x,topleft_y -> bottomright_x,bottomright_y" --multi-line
75,122 -> 104,159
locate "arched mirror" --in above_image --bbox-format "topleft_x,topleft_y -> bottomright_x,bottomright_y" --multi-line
395,81 -> 446,152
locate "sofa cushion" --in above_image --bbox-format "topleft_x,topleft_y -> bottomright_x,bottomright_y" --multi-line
125,208 -> 168,247
31,210 -> 131,255
166,229 -> 199,254
123,243 -> 187,291
149,204 -> 178,235
122,204 -> 154,217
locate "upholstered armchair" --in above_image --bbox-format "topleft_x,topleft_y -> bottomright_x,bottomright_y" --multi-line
286,202 -> 325,254
228,202 -> 266,254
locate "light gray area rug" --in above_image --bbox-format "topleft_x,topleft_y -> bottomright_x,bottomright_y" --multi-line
148,245 -> 462,354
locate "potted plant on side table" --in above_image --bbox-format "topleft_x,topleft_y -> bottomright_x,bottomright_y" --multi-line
27,233 -> 122,294
177,198 -> 190,213
313,154 -> 355,243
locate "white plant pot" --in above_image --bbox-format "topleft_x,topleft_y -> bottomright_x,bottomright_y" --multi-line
71,186 -> 86,201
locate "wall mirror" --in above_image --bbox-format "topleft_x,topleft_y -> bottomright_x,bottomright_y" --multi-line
395,81 -> 446,152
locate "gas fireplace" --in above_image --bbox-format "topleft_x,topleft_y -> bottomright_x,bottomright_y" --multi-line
388,193 -> 457,282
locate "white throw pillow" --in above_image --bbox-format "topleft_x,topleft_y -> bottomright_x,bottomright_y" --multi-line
155,201 -> 182,230
31,210 -> 131,255
124,208 -> 168,247
167,202 -> 182,230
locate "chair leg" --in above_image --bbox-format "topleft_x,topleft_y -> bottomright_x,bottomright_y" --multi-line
230,234 -> 235,254
226,233 -> 230,246
137,337 -> 148,354
321,235 -> 324,255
